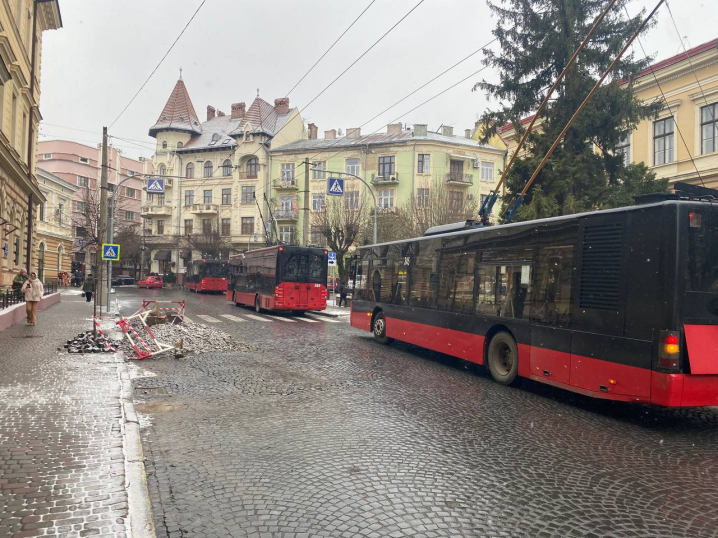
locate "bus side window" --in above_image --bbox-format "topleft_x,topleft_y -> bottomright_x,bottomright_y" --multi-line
437,252 -> 476,314
409,240 -> 439,308
532,247 -> 574,326
477,265 -> 498,316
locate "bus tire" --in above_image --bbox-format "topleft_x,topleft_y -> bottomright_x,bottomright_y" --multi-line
373,311 -> 393,345
487,332 -> 520,386
255,296 -> 261,313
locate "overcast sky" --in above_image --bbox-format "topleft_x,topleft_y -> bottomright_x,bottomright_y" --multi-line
37,0 -> 718,160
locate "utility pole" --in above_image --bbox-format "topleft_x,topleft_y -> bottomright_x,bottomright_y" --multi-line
98,127 -> 109,310
302,157 -> 310,246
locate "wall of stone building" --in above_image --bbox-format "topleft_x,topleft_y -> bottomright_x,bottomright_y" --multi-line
35,233 -> 72,280
0,173 -> 31,287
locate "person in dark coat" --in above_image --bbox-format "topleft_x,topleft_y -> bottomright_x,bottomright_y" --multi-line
82,274 -> 95,303
338,282 -> 349,307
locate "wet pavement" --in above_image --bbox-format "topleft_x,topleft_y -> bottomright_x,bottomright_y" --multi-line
116,286 -> 718,538
0,291 -> 128,538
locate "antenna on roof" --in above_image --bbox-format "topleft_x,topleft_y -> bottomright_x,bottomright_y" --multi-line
257,88 -> 260,98
179,67 -> 183,81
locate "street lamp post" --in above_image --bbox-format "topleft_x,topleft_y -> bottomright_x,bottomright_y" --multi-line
311,168 -> 378,244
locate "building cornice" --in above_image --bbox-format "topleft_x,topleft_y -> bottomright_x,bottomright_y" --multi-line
633,53 -> 718,93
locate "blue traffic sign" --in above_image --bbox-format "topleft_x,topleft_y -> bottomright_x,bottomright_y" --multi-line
327,177 -> 344,196
101,243 -> 121,261
327,252 -> 337,262
146,178 -> 165,193
2,242 -> 7,258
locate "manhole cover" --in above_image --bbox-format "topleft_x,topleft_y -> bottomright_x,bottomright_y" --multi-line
136,387 -> 169,396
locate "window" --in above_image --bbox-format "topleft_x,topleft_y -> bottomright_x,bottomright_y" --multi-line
157,193 -> 165,205
57,202 -> 64,224
614,135 -> 631,167
77,176 -> 89,187
312,161 -> 326,179
127,170 -> 135,176
158,164 -> 166,176
246,157 -> 259,178
177,142 -> 183,149
437,250 -> 477,314
222,188 -> 232,205
184,219 -> 193,235
700,103 -> 718,155
476,264 -> 531,319
14,237 -> 20,265
312,193 -> 325,211
480,162 -> 494,182
311,225 -> 324,245
281,163 -> 295,181
418,154 -> 430,174
212,133 -> 221,142
449,191 -> 463,211
43,153 -> 51,159
222,159 -> 232,176
37,242 -> 45,281
76,201 -> 88,214
185,190 -> 194,206
125,211 -> 135,221
203,190 -> 212,204
125,187 -> 136,199
147,193 -> 154,204
10,93 -> 17,147
378,189 -> 394,208
241,186 -> 255,204
345,191 -> 359,210
449,159 -> 464,181
378,156 -> 395,177
279,226 -> 294,244
108,183 -> 116,193
241,217 -> 254,235
203,161 -> 213,178
39,200 -> 45,221
21,111 -> 27,161
417,188 -> 429,207
156,220 -> 164,235
221,218 -> 231,236
280,194 -> 294,212
57,246 -> 64,272
79,156 -> 89,164
186,162 -> 194,179
202,219 -> 212,235
345,158 -> 360,176
76,226 -> 87,238
162,141 -> 167,149
532,246 -> 574,326
653,117 -> 675,165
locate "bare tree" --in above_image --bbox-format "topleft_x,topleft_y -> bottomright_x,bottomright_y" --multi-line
182,217 -> 233,259
311,195 -> 367,281
114,224 -> 143,279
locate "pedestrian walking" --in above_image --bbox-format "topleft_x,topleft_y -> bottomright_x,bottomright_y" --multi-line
62,272 -> 70,287
338,282 -> 349,307
12,268 -> 28,297
23,272 -> 44,326
82,274 -> 95,303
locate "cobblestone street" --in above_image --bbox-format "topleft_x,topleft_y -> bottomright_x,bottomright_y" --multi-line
117,287 -> 718,538
0,292 -> 128,538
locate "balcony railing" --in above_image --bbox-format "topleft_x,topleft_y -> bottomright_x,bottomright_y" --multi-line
1,282 -> 57,311
237,171 -> 259,180
274,208 -> 299,220
371,172 -> 399,185
140,205 -> 173,217
272,178 -> 298,190
189,203 -> 219,214
445,173 -> 473,185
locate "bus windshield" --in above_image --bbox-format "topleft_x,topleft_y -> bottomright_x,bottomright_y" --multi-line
203,262 -> 227,278
279,251 -> 326,283
687,210 -> 718,293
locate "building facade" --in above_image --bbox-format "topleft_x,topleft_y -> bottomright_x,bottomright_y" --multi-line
0,0 -> 61,287
35,166 -> 76,280
145,76 -> 304,276
269,123 -> 507,244
37,140 -> 151,270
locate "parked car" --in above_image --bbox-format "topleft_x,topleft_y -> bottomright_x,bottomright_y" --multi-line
112,277 -> 136,286
327,276 -> 339,293
137,275 -> 163,289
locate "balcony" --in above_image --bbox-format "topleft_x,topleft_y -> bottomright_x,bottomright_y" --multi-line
140,205 -> 173,217
274,208 -> 299,221
445,173 -> 473,186
189,203 -> 219,215
371,172 -> 399,185
237,171 -> 259,180
272,178 -> 299,191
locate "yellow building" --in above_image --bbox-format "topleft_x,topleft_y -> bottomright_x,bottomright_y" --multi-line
0,0 -> 62,287
35,167 -> 76,280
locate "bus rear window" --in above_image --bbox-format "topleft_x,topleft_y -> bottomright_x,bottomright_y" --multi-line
280,252 -> 326,283
687,211 -> 718,292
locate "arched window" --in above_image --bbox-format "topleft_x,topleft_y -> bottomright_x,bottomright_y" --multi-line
203,161 -> 213,178
222,159 -> 232,176
177,141 -> 183,148
57,245 -> 64,272
246,157 -> 259,179
186,162 -> 194,179
162,141 -> 167,149
159,164 -> 166,176
37,241 -> 45,281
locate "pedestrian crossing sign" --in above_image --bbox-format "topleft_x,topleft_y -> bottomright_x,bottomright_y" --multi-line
146,178 -> 165,193
101,243 -> 121,261
327,177 -> 344,196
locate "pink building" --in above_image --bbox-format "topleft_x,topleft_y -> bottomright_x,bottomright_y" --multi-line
36,140 -> 152,269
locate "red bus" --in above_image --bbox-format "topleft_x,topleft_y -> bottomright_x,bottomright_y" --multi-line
350,199 -> 718,407
229,246 -> 328,312
185,259 -> 228,293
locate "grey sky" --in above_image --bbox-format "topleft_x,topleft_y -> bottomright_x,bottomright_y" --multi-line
37,0 -> 718,160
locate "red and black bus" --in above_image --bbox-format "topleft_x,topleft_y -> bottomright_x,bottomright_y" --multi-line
229,246 -> 328,312
350,199 -> 718,407
185,259 -> 228,293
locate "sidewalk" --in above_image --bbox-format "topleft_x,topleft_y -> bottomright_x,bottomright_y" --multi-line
0,295 -> 138,537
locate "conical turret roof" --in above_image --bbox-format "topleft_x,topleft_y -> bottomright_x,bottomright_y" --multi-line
149,78 -> 202,137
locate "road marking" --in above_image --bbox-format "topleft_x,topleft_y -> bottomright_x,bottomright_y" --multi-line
271,316 -> 297,322
294,316 -> 319,323
244,314 -> 272,322
196,314 -> 221,323
183,316 -> 193,324
306,313 -> 340,323
220,314 -> 245,322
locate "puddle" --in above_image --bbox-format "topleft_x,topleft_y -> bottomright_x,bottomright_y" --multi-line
134,402 -> 178,414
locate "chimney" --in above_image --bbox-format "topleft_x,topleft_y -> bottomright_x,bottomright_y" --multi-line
441,125 -> 454,137
347,127 -> 361,139
231,102 -> 246,119
414,124 -> 427,137
217,110 -> 226,117
307,123 -> 318,140
274,98 -> 290,114
465,129 -> 471,139
324,129 -> 336,140
207,105 -> 216,121
475,120 -> 482,132
387,123 -> 402,135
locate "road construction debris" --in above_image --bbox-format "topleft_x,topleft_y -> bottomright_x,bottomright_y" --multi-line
64,331 -> 122,354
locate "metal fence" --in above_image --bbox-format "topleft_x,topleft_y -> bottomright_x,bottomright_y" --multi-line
0,281 -> 58,311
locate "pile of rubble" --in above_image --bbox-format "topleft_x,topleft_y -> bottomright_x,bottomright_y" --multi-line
64,331 -> 122,354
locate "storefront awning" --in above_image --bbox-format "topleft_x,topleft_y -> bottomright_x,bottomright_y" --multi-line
153,250 -> 171,261
179,249 -> 192,259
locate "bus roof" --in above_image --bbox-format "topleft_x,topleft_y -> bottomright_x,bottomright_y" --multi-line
357,199 -> 716,250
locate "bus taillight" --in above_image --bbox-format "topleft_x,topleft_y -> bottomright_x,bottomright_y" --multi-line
658,330 -> 681,371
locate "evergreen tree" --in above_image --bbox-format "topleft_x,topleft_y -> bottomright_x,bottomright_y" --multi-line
475,0 -> 668,221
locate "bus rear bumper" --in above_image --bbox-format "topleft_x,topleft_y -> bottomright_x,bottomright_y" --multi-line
651,371 -> 718,407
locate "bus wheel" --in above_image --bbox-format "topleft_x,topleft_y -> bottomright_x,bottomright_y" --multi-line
254,296 -> 261,313
487,332 -> 520,386
373,311 -> 393,345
